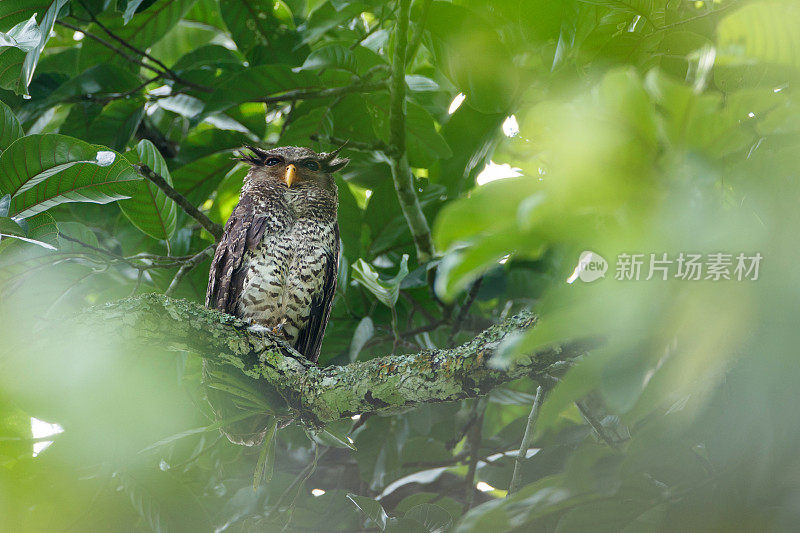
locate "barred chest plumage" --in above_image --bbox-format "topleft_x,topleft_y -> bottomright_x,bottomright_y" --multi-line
235,187 -> 338,344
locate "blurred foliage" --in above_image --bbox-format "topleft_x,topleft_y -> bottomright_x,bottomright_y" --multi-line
1,0 -> 799,531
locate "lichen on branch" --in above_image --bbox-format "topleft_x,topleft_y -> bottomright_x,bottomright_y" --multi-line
79,294 -> 581,426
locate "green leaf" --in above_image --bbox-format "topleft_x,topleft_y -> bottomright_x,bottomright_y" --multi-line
349,316 -> 374,362
49,64 -> 142,104
25,211 -> 58,245
203,64 -> 321,115
0,100 -> 23,153
0,194 -> 9,216
347,493 -> 388,531
366,94 -> 452,167
0,216 -> 56,249
0,134 -> 140,218
0,1 -> 68,96
717,0 -> 800,69
62,97 -> 146,151
351,254 -> 409,308
56,221 -> 103,257
120,140 -> 177,241
300,44 -> 358,73
0,216 -> 25,236
404,503 -> 453,533
171,152 -> 237,205
172,44 -> 245,73
123,0 -> 148,24
220,0 -> 277,60
301,2 -> 366,45
0,15 -> 40,53
253,418 -> 277,489
117,468 -> 212,533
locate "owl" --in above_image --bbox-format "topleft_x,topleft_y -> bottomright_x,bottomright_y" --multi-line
205,145 -> 348,446
206,145 -> 349,362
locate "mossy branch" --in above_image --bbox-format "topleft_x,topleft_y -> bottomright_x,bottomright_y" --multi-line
79,294 -> 582,427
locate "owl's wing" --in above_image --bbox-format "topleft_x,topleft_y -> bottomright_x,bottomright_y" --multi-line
294,224 -> 339,363
206,195 -> 267,314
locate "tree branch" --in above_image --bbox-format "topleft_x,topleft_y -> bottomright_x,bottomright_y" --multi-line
388,0 -> 435,264
136,165 -> 224,241
79,294 -> 584,427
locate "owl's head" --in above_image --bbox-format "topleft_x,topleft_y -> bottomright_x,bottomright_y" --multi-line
237,144 -> 349,194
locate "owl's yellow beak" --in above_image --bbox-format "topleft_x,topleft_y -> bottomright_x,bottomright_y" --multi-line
284,164 -> 297,188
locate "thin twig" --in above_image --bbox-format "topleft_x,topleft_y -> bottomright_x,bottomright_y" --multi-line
56,20 -> 163,77
165,245 -> 215,296
75,3 -> 213,93
79,1 -> 172,75
258,80 -> 388,104
57,233 -> 140,269
136,165 -> 224,241
388,0 -> 435,264
508,385 -> 544,496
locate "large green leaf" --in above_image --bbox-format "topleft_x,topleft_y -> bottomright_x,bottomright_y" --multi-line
0,100 -> 23,153
366,94 -> 452,167
717,0 -> 800,69
203,64 -> 321,115
120,140 -> 178,240
0,134 -> 140,218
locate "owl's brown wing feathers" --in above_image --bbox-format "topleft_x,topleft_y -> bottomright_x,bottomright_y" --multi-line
294,224 -> 339,363
206,196 -> 267,314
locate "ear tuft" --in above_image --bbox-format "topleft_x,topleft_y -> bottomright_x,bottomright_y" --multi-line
325,157 -> 350,173
234,145 -> 269,166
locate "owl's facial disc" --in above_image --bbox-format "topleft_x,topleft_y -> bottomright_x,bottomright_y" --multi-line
284,164 -> 297,188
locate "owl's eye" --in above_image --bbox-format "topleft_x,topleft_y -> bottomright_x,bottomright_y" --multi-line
265,157 -> 281,166
302,160 -> 320,171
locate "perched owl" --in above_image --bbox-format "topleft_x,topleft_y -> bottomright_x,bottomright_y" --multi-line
206,144 -> 348,362
205,145 -> 348,445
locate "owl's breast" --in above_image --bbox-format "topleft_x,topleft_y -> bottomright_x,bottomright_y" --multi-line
236,218 -> 336,342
